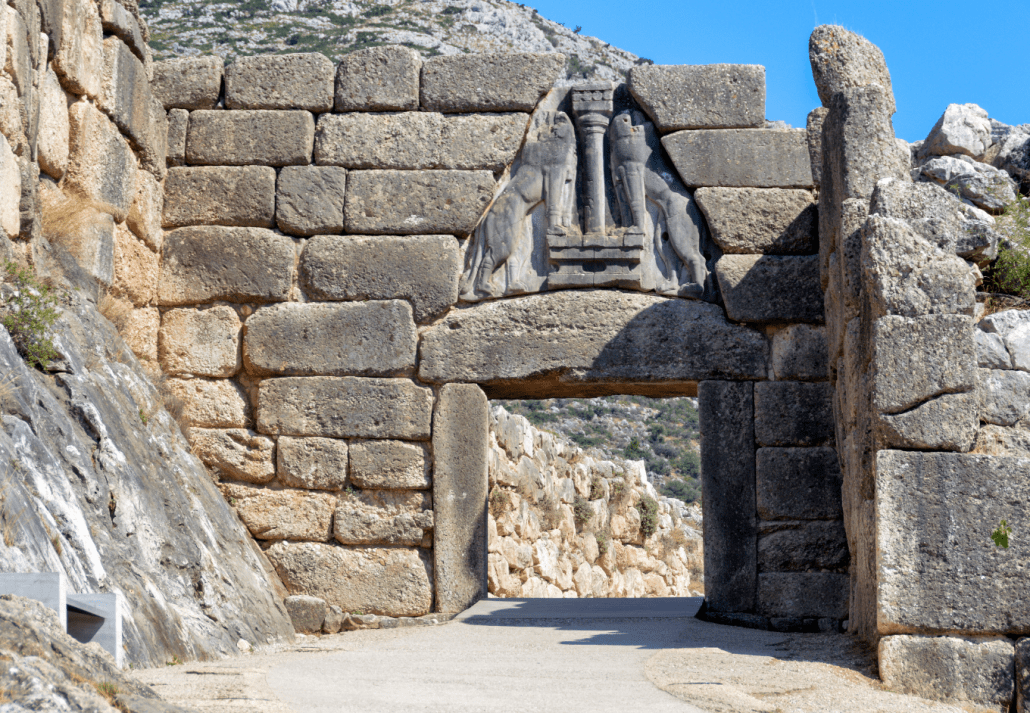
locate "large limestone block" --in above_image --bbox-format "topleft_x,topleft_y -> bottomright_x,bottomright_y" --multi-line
420,53 -> 563,113
663,129 -> 813,188
754,382 -> 834,446
975,425 -> 1030,459
37,68 -> 69,180
871,314 -> 975,414
628,64 -> 765,132
695,187 -> 817,255
808,25 -> 895,114
220,483 -> 334,541
978,368 -> 1030,427
277,436 -> 348,490
65,100 -> 137,222
242,301 -> 417,377
350,440 -> 430,490
758,572 -> 848,618
258,377 -> 433,439
99,37 -> 157,165
99,0 -> 145,63
699,380 -> 756,613
334,490 -> 433,546
419,291 -> 768,391
152,56 -> 222,110
51,0 -> 103,98
126,171 -> 163,252
715,254 -> 823,324
879,635 -> 1014,712
335,46 -> 420,112
433,384 -> 489,613
861,214 -> 976,319
283,595 -> 327,635
877,451 -> 1030,634
166,108 -> 187,166
921,103 -> 992,160
165,377 -> 251,428
301,234 -> 460,323
225,53 -> 333,111
756,447 -> 842,520
4,7 -> 29,98
188,428 -> 275,483
186,110 -> 315,166
158,227 -> 294,305
0,134 -> 19,239
112,223 -> 158,306
757,520 -> 848,572
771,324 -> 827,381
876,391 -> 978,452
121,306 -> 159,362
159,306 -> 242,377
163,166 -> 276,229
314,112 -> 528,171
266,541 -> 433,617
344,170 -> 494,237
275,166 -> 346,236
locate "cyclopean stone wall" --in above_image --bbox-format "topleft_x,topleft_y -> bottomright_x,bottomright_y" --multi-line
150,48 -> 845,626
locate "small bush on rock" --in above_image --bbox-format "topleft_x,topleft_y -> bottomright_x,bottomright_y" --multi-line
1,261 -> 60,370
639,495 -> 659,540
595,530 -> 610,557
985,195 -> 1030,297
573,495 -> 592,530
489,488 -> 512,517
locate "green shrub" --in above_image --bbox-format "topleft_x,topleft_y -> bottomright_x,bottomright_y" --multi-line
639,495 -> 659,539
573,495 -> 592,529
589,478 -> 604,501
985,195 -> 1030,297
595,530 -> 610,556
361,5 -> 391,17
1,261 -> 60,370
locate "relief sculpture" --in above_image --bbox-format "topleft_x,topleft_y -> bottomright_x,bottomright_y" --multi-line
459,82 -> 710,303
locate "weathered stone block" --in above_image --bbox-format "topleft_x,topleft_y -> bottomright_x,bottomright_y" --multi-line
699,380 -> 756,613
112,223 -> 158,306
419,291 -> 769,391
771,324 -> 827,381
52,206 -> 114,287
877,451 -> 1030,634
663,129 -> 813,188
126,171 -> 163,252
99,0 -> 145,63
628,64 -> 765,132
4,6 -> 29,99
879,635 -> 1014,712
267,541 -> 433,617
0,135 -> 19,239
51,0 -> 103,98
756,447 -> 842,520
159,306 -> 242,377
99,37 -> 159,169
186,110 -> 315,166
757,520 -> 848,572
809,25 -> 895,114
276,166 -> 346,236
695,187 -> 817,255
220,482 -> 334,541
158,227 -> 294,306
975,425 -> 1030,459
806,107 -> 827,187
876,391 -> 978,451
301,235 -> 460,323
334,490 -> 433,546
871,315 -> 975,414
152,56 -> 222,110
165,377 -> 251,428
163,166 -> 276,229
335,46 -> 420,112
344,170 -> 494,237
277,436 -> 348,490
433,384 -> 489,613
283,595 -> 326,635
258,377 -> 433,440
350,440 -> 430,490
979,369 -> 1030,427
715,254 -> 823,324
225,53 -> 333,111
188,428 -> 275,483
242,301 -> 417,377
758,572 -> 848,618
121,306 -> 158,362
420,53 -> 563,113
37,68 -> 69,181
166,108 -> 187,167
755,382 -> 834,446
65,100 -> 137,222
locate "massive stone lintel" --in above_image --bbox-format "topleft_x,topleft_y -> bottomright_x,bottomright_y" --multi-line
628,64 -> 766,132
418,291 -> 768,396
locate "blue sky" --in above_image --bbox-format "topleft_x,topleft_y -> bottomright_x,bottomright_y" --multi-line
529,0 -> 1030,142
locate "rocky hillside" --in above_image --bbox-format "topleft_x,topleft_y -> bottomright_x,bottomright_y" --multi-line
141,0 -> 645,83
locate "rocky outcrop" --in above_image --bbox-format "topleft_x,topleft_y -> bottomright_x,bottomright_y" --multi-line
486,406 -> 703,599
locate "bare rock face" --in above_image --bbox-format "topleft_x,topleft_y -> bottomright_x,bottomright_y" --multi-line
809,24 -> 895,113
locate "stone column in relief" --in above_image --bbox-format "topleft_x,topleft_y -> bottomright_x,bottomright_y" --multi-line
699,380 -> 757,613
571,82 -> 614,236
432,384 -> 490,613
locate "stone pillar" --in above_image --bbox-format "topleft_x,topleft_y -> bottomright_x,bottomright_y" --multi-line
699,380 -> 756,613
432,384 -> 489,613
571,82 -> 613,236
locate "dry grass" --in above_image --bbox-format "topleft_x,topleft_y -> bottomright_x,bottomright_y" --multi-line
142,373 -> 190,437
97,293 -> 132,331
0,373 -> 15,411
40,188 -> 106,257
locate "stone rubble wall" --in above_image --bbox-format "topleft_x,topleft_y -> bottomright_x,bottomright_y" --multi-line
487,405 -> 704,599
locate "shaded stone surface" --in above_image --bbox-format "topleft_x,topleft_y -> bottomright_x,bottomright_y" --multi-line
877,451 -> 1030,635
628,64 -> 765,132
258,377 -> 433,440
283,595 -> 327,635
715,254 -> 824,324
275,166 -> 346,236
699,380 -> 756,613
301,234 -> 460,323
334,490 -> 433,546
225,53 -> 334,111
756,447 -> 842,520
166,108 -> 187,166
663,129 -> 813,188
695,187 -> 818,255
163,166 -> 276,229
243,301 -> 417,377
350,440 -> 431,490
757,520 -> 848,572
420,53 -> 564,113
185,110 -> 315,167
98,37 -> 162,174
335,46 -> 420,112
277,436 -> 349,491
771,324 -> 828,381
152,56 -> 222,110
433,384 -> 489,613
754,382 -> 834,446
419,291 -> 768,394
758,573 -> 848,618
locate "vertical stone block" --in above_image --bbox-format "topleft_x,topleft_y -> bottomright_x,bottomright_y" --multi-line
65,100 -> 137,222
166,108 -> 187,167
433,384 -> 489,613
37,67 -> 69,181
0,134 -> 19,239
699,380 -> 756,613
